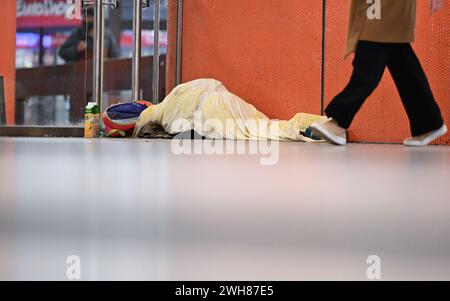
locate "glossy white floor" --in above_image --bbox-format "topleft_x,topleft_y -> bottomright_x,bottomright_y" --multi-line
0,137 -> 449,280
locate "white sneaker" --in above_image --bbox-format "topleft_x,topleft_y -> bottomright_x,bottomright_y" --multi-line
311,119 -> 347,146
404,125 -> 447,146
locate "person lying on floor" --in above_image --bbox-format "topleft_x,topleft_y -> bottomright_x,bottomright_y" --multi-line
133,79 -> 326,142
311,0 -> 447,146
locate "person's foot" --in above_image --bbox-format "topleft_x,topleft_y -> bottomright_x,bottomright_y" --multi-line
311,119 -> 347,145
404,124 -> 447,146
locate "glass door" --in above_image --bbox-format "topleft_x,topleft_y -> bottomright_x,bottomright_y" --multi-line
2,0 -> 93,136
0,0 -> 167,137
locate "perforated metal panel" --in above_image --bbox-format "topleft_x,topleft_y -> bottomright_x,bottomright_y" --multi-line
166,0 -> 179,93
168,0 -> 323,120
415,1 -> 450,145
167,0 -> 449,144
324,1 -> 450,144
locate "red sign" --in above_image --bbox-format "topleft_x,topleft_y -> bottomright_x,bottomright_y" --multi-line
17,0 -> 82,29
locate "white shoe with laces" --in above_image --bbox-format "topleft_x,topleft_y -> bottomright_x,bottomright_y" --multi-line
311,119 -> 347,146
404,124 -> 447,146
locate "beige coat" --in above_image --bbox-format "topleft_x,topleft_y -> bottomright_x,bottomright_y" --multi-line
346,0 -> 417,57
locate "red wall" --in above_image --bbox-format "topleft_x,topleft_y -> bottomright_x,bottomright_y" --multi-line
167,1 -> 449,144
0,0 -> 16,125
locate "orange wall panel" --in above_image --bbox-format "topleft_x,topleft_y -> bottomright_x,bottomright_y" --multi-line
176,0 -> 323,120
166,0 -> 178,94
0,0 -> 16,125
415,1 -> 450,145
324,1 -> 450,144
167,1 -> 449,144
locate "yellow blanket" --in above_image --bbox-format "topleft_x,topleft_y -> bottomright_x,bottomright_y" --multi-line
133,79 -> 326,141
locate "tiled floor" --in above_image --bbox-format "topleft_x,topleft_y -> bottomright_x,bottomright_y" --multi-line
0,137 -> 449,280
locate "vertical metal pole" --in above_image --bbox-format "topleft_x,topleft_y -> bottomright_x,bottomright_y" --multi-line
93,0 -> 105,110
132,0 -> 143,101
321,0 -> 326,115
153,0 -> 161,103
0,76 -> 5,126
175,0 -> 183,86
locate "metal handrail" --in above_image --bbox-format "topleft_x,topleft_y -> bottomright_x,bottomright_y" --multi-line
131,0 -> 143,101
83,0 -> 162,104
93,0 -> 105,111
153,0 -> 161,103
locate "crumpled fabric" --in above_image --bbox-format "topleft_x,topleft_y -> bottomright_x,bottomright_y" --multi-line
133,79 -> 326,142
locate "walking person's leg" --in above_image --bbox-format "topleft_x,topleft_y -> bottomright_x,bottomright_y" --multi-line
387,44 -> 447,146
312,41 -> 390,145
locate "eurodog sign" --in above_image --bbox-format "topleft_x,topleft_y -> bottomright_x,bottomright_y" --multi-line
17,0 -> 83,29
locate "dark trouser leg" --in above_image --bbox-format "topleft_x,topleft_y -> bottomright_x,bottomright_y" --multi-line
325,41 -> 389,129
387,44 -> 444,136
